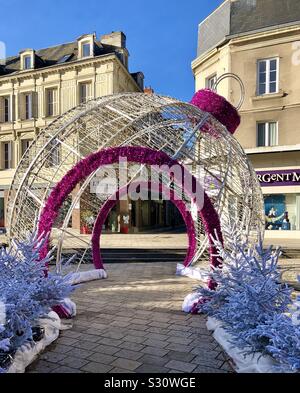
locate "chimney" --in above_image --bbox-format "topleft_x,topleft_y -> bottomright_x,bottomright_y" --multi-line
144,86 -> 154,94
100,32 -> 126,48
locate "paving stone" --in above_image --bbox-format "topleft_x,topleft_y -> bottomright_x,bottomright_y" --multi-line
141,346 -> 169,357
99,330 -> 126,340
61,330 -> 83,339
135,364 -> 170,374
52,366 -> 82,373
119,341 -> 145,352
146,326 -> 170,335
191,347 -> 219,357
111,358 -> 142,371
149,321 -> 169,328
167,336 -> 193,345
115,349 -> 144,361
192,356 -> 223,368
126,329 -> 148,337
49,343 -> 73,354
87,352 -> 116,365
139,354 -> 168,367
164,360 -> 197,373
165,343 -> 194,353
85,328 -> 106,336
97,337 -> 124,347
131,318 -> 149,325
166,350 -> 196,363
110,320 -> 131,328
66,348 -> 94,360
93,344 -> 120,355
74,340 -> 98,351
81,361 -> 113,373
56,336 -> 78,346
109,367 -> 135,373
58,356 -> 89,369
147,332 -> 169,341
123,335 -> 146,344
143,338 -> 169,349
193,365 -> 229,373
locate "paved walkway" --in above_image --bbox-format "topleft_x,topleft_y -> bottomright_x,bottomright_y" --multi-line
27,262 -> 233,374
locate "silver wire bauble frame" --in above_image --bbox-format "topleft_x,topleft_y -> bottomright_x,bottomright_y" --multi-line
5,92 -> 265,271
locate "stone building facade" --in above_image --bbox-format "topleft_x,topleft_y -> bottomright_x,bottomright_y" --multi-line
192,0 -> 300,239
0,31 -> 144,229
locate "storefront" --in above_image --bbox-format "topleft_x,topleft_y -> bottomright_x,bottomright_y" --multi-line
256,169 -> 300,237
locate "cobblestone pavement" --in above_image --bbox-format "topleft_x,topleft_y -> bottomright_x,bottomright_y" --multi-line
27,262 -> 234,374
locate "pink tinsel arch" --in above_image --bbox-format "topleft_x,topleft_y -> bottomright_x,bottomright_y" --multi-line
38,146 -> 223,274
91,181 -> 197,269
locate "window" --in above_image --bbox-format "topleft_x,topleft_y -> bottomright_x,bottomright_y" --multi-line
24,55 -> 32,70
82,42 -> 91,58
206,74 -> 217,90
19,92 -> 36,120
46,88 -> 57,117
2,142 -> 12,169
21,139 -> 32,156
257,58 -> 279,95
24,93 -> 32,119
46,139 -> 60,167
257,122 -> 278,147
79,82 -> 92,104
4,97 -> 10,122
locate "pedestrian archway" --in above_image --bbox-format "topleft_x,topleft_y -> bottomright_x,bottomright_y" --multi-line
6,92 -> 264,275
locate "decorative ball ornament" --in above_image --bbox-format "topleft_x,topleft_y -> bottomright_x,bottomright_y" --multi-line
190,89 -> 240,135
6,81 -> 264,286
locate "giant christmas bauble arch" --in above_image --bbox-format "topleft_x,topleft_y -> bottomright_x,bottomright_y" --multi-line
6,85 -> 264,277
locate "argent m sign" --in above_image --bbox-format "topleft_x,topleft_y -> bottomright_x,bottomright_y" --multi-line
256,169 -> 300,187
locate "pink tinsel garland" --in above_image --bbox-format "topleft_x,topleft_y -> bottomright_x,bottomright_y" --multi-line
91,182 -> 197,269
190,89 -> 240,135
38,146 -> 223,273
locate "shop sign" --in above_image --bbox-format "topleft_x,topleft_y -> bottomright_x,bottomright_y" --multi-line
256,169 -> 300,187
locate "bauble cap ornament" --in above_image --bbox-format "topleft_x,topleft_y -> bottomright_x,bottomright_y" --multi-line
190,73 -> 245,135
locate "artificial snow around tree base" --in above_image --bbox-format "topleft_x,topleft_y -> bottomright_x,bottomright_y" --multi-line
206,317 -> 278,373
176,263 -> 208,281
6,311 -> 61,373
67,269 -> 107,285
182,292 -> 203,313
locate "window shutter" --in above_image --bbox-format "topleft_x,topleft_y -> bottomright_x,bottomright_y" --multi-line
32,92 -> 38,118
8,141 -> 12,169
18,93 -> 24,120
10,95 -> 15,122
53,89 -> 57,116
0,97 -> 4,123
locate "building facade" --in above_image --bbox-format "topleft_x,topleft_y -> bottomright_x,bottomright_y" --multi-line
192,0 -> 300,239
0,32 -> 183,234
0,31 -> 145,230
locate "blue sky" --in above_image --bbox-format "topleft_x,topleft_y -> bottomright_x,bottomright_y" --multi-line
0,0 -> 223,101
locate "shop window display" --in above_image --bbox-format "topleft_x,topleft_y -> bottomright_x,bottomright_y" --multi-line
264,194 -> 299,231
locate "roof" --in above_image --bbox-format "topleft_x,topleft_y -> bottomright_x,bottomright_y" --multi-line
0,39 -> 122,76
197,0 -> 300,57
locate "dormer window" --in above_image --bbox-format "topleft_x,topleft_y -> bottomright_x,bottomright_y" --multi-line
77,34 -> 95,59
82,42 -> 91,58
24,55 -> 32,69
20,50 -> 35,70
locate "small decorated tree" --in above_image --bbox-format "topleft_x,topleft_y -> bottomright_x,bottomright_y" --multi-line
0,233 -> 74,370
194,225 -> 300,372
